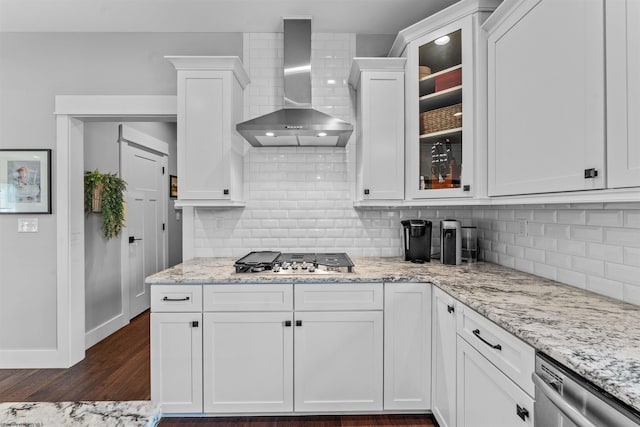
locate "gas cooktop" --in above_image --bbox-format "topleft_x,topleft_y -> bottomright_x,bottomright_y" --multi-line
234,251 -> 354,274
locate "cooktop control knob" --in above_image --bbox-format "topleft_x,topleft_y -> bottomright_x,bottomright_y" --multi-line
308,265 -> 315,272
301,262 -> 308,270
291,262 -> 298,270
282,262 -> 290,270
272,265 -> 281,273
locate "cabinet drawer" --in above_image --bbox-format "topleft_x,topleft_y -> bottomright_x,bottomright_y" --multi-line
295,283 -> 383,311
151,285 -> 203,312
203,284 -> 293,312
457,305 -> 535,396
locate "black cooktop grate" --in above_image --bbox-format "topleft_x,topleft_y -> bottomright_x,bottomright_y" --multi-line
234,251 -> 354,273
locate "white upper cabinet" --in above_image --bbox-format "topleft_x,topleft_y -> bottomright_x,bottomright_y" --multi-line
349,58 -> 406,204
389,0 -> 501,201
607,0 -> 640,189
486,0 -> 606,197
166,56 -> 249,207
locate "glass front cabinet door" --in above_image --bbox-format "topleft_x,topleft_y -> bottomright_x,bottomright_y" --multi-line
393,0 -> 499,200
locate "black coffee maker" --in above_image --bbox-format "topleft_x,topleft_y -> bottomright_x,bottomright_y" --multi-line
401,219 -> 432,263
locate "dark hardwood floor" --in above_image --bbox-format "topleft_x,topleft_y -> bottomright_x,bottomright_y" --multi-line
0,310 -> 151,402
0,310 -> 438,426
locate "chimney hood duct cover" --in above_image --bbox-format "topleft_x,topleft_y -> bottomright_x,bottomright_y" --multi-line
236,18 -> 353,147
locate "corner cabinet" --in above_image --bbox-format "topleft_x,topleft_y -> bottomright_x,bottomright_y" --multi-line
349,58 -> 406,205
389,0 -> 501,201
165,56 -> 250,207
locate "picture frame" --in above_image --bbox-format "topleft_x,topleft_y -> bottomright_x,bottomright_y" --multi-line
169,174 -> 178,198
0,149 -> 52,214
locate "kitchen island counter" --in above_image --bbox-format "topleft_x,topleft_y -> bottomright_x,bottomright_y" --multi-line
147,257 -> 640,413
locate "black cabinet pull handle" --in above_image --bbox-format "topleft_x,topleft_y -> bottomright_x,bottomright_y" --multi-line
296,320 -> 302,327
191,321 -> 199,328
128,236 -> 142,244
283,320 -> 292,327
447,304 -> 455,314
162,296 -> 190,302
584,168 -> 598,179
223,189 -> 229,195
364,189 -> 370,195
473,329 -> 502,350
516,404 -> 529,421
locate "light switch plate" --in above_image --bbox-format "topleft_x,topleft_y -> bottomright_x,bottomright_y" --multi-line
18,218 -> 38,232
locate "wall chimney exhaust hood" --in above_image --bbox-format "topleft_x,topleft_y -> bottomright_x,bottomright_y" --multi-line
236,18 -> 353,147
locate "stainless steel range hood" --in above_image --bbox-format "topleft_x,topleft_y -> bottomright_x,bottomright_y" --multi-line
236,18 -> 353,147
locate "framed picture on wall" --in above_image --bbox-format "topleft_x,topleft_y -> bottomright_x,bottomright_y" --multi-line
170,175 -> 178,198
0,149 -> 52,214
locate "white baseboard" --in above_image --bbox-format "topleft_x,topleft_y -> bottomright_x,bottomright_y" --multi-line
85,313 -> 129,350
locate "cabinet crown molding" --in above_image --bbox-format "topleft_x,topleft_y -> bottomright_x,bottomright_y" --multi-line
388,0 -> 502,57
348,57 -> 407,88
165,56 -> 250,89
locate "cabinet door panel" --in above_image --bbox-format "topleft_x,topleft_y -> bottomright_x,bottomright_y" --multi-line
294,311 -> 383,412
178,71 -> 230,200
457,337 -> 534,427
203,312 -> 293,413
431,287 -> 457,427
607,0 -> 640,188
488,0 -> 605,196
151,312 -> 202,413
361,71 -> 405,200
384,283 -> 431,410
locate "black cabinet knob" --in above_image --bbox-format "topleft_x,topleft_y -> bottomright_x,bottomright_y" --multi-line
364,189 -> 370,195
223,189 -> 229,195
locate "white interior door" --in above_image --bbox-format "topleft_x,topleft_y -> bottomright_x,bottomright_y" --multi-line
121,126 -> 168,319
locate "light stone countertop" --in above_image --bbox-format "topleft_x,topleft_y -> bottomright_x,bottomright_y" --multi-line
0,401 -> 161,426
147,256 -> 640,413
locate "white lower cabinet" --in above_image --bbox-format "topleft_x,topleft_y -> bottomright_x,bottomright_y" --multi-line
384,283 -> 431,410
151,312 -> 203,413
202,312 -> 293,413
294,311 -> 383,412
431,287 -> 457,427
457,337 -> 534,427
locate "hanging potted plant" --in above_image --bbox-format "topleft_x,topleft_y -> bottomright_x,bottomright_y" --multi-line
84,170 -> 127,239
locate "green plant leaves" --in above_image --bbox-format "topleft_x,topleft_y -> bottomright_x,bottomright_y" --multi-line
84,170 -> 127,240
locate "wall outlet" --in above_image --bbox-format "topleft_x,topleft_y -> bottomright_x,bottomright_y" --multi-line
18,218 -> 38,232
518,219 -> 528,237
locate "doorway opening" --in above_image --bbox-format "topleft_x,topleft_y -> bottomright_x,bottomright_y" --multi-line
84,121 -> 180,349
53,95 -> 178,369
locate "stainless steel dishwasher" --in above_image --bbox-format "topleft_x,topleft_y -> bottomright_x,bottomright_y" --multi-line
533,352 -> 640,427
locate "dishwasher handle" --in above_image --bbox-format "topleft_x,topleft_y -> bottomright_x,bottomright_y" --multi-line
532,373 -> 598,427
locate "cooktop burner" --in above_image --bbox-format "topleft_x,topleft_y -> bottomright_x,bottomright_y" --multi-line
234,252 -> 354,273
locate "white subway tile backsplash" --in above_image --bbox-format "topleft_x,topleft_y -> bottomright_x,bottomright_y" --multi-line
605,262 -> 640,286
604,228 -> 640,247
557,239 -> 587,256
556,268 -> 587,289
624,211 -> 640,228
586,210 -> 624,227
545,251 -> 572,269
586,276 -> 624,300
572,256 -> 605,277
624,247 -> 640,267
557,210 -> 585,224
571,225 -> 604,242
586,242 -> 624,263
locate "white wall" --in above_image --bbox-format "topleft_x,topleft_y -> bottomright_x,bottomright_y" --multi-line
0,32 -> 240,357
84,123 -> 122,334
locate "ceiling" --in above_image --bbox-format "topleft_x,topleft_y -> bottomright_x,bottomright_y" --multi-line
0,0 -> 458,34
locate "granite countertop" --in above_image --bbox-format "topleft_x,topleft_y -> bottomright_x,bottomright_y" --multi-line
147,257 -> 640,412
0,401 -> 161,426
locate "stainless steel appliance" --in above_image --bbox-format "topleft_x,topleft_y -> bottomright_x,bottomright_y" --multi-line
401,219 -> 432,263
235,18 -> 353,147
534,352 -> 640,427
440,219 -> 461,265
234,251 -> 354,274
